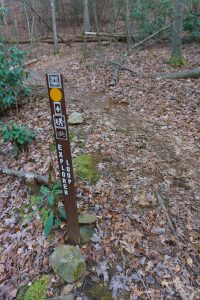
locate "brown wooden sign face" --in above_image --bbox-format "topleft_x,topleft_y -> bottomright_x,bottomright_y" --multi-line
46,73 -> 80,245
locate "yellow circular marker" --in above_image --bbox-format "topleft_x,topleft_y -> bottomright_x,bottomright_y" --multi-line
50,88 -> 62,102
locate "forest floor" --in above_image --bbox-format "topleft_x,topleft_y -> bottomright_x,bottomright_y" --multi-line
0,41 -> 200,300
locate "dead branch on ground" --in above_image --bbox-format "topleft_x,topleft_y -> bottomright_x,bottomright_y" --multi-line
105,60 -> 138,75
132,25 -> 171,50
155,191 -> 177,236
155,67 -> 200,79
0,167 -> 49,185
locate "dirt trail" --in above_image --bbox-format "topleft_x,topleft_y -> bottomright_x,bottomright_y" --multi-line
1,44 -> 200,299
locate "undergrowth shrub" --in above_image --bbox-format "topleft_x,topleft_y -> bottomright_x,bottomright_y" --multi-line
39,182 -> 66,237
20,182 -> 66,238
183,14 -> 200,41
0,43 -> 30,111
0,121 -> 35,157
130,0 -> 173,40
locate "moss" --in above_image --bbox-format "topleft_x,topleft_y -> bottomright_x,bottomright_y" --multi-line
73,154 -> 99,184
50,142 -> 56,153
73,261 -> 86,281
88,283 -> 113,300
22,276 -> 49,300
168,56 -> 186,67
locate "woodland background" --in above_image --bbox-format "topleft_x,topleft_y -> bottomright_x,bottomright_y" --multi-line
0,0 -> 200,300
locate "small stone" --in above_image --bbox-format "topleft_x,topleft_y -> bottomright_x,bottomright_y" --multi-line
75,281 -> 83,288
78,214 -> 97,224
49,245 -> 86,283
61,284 -> 74,295
116,265 -> 123,273
80,225 -> 95,244
68,112 -> 83,125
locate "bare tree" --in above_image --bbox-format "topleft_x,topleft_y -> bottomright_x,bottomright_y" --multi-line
83,0 -> 90,32
170,0 -> 185,65
50,0 -> 59,54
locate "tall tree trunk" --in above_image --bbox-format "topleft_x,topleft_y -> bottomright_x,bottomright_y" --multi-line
125,0 -> 130,55
83,0 -> 90,32
170,0 -> 184,65
92,0 -> 101,49
50,0 -> 59,54
112,0 -> 116,33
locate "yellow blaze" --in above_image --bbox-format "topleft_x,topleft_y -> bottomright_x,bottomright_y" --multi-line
50,88 -> 62,102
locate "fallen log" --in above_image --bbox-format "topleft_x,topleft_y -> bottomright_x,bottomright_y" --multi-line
132,25 -> 171,50
23,58 -> 39,67
105,60 -> 138,76
155,67 -> 200,79
109,56 -> 127,86
0,167 -> 49,185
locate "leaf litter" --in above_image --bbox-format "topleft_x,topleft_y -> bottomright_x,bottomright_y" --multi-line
0,42 -> 200,299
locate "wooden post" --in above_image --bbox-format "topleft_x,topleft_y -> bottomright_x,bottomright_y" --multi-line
46,73 -> 80,245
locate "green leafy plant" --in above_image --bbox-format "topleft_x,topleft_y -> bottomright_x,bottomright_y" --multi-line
130,0 -> 173,40
0,42 -> 30,111
39,182 -> 66,237
183,14 -> 200,41
0,121 -> 35,156
0,7 -> 8,22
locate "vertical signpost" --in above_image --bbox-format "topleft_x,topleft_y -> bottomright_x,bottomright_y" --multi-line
46,73 -> 80,245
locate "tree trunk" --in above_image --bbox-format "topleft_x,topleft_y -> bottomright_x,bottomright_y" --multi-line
112,0 -> 116,33
83,0 -> 90,32
125,0 -> 130,55
50,0 -> 59,54
92,0 -> 101,49
155,67 -> 200,79
170,0 -> 183,62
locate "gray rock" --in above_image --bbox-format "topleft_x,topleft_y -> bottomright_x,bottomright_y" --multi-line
61,284 -> 74,295
78,214 -> 97,224
68,112 -> 83,125
80,225 -> 95,244
49,245 -> 86,283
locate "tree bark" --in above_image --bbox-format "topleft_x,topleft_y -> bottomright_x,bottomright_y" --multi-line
50,0 -> 59,54
125,0 -> 130,55
83,0 -> 90,32
171,0 -> 183,60
155,67 -> 200,79
92,0 -> 101,49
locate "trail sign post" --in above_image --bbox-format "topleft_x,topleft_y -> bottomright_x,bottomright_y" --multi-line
46,73 -> 80,245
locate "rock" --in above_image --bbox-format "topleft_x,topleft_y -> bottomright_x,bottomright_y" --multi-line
80,225 -> 95,244
61,284 -> 74,295
68,113 -> 83,125
116,265 -> 123,273
78,214 -> 97,224
75,281 -> 83,288
49,246 -> 86,283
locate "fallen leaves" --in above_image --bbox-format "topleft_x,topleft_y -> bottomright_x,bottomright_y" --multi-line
1,41 -> 200,299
